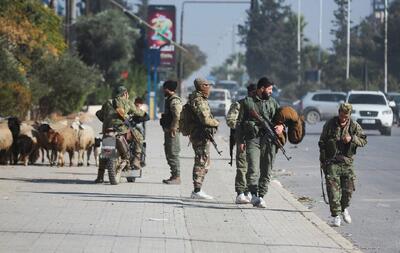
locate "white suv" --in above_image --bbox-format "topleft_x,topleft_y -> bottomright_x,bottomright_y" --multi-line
300,91 -> 347,124
346,90 -> 394,136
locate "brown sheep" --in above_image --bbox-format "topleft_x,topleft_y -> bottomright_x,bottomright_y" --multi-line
47,126 -> 77,167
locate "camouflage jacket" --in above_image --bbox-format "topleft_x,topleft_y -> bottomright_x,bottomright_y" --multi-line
226,101 -> 240,129
319,117 -> 367,164
96,96 -> 145,134
188,91 -> 219,140
163,94 -> 183,132
236,94 -> 279,143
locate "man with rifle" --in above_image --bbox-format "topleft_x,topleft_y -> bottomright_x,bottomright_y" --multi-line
319,103 -> 367,227
226,84 -> 256,204
187,77 -> 220,200
236,77 -> 284,208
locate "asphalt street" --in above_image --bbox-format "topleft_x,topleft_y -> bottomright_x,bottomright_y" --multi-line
271,122 -> 400,253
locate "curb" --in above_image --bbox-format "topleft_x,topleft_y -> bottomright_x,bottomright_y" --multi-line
271,180 -> 363,253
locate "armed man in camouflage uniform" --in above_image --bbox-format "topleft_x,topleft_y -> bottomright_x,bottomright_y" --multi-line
188,77 -> 219,199
94,86 -> 146,183
236,77 -> 284,208
226,84 -> 256,204
160,80 -> 183,184
319,103 -> 367,227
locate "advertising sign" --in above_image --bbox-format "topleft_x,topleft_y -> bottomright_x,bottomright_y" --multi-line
147,5 -> 176,68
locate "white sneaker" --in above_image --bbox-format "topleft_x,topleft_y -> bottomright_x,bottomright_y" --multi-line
245,192 -> 252,202
255,197 -> 266,208
191,191 -> 213,200
236,193 -> 250,204
330,216 -> 341,227
250,195 -> 259,206
342,209 -> 352,224
250,196 -> 266,208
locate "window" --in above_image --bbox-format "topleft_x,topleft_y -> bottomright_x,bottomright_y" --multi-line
348,94 -> 386,105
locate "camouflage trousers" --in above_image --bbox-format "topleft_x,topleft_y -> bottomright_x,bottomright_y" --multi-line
246,137 -> 277,197
324,163 -> 355,217
235,142 -> 249,194
164,132 -> 181,177
192,139 -> 210,189
130,128 -> 143,169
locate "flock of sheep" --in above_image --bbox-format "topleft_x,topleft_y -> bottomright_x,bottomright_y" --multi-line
0,116 -> 101,167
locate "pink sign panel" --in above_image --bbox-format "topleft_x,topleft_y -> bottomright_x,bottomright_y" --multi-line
147,5 -> 176,68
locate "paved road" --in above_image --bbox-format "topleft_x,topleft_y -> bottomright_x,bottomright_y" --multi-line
0,118 -> 361,253
273,122 -> 400,253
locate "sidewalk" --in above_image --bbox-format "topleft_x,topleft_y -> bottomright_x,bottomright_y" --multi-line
0,120 -> 361,253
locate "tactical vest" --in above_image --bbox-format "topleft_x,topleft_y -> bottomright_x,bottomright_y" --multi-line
161,95 -> 180,128
240,96 -> 277,140
324,117 -> 359,160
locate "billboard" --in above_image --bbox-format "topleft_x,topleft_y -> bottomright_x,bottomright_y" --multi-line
147,5 -> 176,68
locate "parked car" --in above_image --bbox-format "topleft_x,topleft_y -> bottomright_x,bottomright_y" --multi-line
299,91 -> 347,124
208,88 -> 232,116
215,80 -> 239,98
386,92 -> 400,125
346,90 -> 394,136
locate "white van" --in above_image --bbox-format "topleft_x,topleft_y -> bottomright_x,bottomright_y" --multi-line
208,88 -> 232,116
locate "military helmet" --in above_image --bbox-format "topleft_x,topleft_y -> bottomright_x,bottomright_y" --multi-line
339,103 -> 352,115
194,77 -> 211,89
115,86 -> 128,97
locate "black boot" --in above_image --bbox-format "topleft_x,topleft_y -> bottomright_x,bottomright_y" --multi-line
94,169 -> 105,183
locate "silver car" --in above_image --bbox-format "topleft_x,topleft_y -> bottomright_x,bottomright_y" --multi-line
300,91 -> 347,124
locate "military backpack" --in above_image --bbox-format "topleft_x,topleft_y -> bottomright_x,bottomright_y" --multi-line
179,103 -> 197,136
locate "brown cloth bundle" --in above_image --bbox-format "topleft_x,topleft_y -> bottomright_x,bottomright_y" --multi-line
274,106 -> 306,145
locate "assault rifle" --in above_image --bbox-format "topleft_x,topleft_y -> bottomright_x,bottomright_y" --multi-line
249,109 -> 292,161
229,129 -> 236,166
204,130 -> 223,156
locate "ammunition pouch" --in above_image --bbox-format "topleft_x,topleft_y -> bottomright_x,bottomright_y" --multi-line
241,121 -> 259,140
160,113 -> 172,128
325,138 -> 338,161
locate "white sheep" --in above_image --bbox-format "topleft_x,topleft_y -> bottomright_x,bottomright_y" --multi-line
0,122 -> 13,164
71,122 -> 95,166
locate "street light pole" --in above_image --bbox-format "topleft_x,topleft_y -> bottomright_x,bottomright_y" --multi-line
318,0 -> 322,84
346,0 -> 351,80
384,0 -> 388,93
297,0 -> 301,86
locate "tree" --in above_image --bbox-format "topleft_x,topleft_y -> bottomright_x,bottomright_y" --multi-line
0,82 -> 31,118
181,43 -> 207,80
210,53 -> 246,85
238,0 -> 300,87
75,10 -> 139,88
32,53 -> 102,115
324,0 -> 353,89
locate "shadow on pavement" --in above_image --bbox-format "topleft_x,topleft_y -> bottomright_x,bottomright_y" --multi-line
0,177 -> 93,184
29,190 -> 311,213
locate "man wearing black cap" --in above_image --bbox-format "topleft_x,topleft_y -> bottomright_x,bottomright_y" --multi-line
236,77 -> 284,208
160,80 -> 183,184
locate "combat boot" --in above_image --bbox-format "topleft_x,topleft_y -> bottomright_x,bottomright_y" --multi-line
162,176 -> 181,185
94,169 -> 105,184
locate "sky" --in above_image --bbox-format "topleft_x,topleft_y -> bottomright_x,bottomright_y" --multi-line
128,0 -> 373,83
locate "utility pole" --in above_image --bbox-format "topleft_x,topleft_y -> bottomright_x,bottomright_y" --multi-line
346,0 -> 351,80
297,0 -> 301,86
384,0 -> 388,93
318,0 -> 322,84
